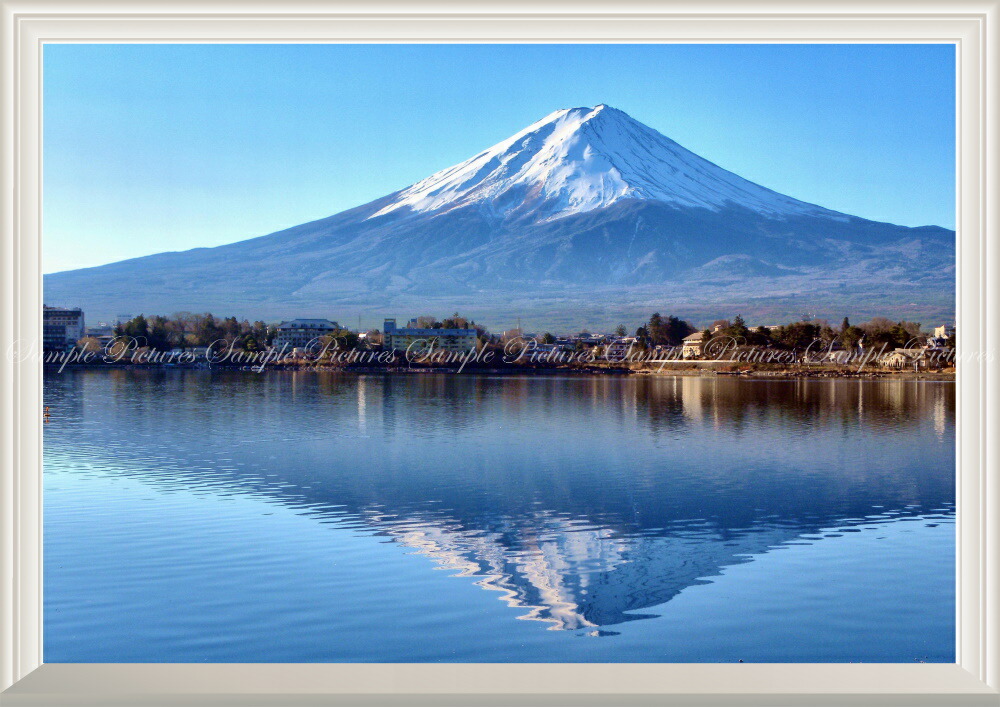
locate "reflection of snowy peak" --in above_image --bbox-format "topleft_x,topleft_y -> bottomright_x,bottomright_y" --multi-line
371,104 -> 839,223
392,513 -> 803,631
58,372 -> 955,636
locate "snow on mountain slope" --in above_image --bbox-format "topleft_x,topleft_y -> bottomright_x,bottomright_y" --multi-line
44,103 -> 954,327
370,104 -> 843,223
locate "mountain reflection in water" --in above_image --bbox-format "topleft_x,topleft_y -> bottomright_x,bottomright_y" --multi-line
44,371 -> 954,642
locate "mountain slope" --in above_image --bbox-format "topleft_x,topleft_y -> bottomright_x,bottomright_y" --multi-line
45,105 -> 955,329
369,104 -> 839,222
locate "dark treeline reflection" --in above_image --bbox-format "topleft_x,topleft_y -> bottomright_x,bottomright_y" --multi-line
44,370 -> 955,632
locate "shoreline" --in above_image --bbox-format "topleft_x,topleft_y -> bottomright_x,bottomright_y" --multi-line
43,361 -> 956,380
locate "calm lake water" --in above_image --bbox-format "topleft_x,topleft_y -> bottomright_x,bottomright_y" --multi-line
43,370 -> 955,663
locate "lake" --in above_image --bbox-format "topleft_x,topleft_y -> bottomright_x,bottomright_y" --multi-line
43,370 -> 955,662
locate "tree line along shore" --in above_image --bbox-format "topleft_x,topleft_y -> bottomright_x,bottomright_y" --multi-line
45,310 -> 956,378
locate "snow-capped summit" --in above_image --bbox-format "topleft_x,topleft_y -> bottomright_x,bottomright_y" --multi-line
44,103 -> 954,328
370,104 -> 839,222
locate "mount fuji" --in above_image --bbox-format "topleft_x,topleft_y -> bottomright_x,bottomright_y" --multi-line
45,104 -> 954,329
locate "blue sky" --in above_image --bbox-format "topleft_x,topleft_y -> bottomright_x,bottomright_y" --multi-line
43,43 -> 955,274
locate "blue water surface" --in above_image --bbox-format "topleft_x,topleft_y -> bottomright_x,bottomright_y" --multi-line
43,371 -> 955,662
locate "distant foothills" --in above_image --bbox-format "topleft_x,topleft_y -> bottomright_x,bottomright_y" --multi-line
42,306 -> 957,374
43,105 -> 954,328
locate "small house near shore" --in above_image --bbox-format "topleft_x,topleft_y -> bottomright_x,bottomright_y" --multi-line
682,331 -> 705,360
880,347 -> 950,371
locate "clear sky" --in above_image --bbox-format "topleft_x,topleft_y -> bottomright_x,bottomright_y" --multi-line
43,43 -> 955,274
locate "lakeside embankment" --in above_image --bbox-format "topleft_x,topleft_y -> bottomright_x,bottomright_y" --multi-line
43,358 -> 956,379
625,361 -> 955,379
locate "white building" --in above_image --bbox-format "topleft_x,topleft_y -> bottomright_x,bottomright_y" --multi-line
383,318 -> 478,354
605,337 -> 638,362
272,318 -> 340,351
43,306 -> 85,351
681,331 -> 705,359
881,348 -> 929,370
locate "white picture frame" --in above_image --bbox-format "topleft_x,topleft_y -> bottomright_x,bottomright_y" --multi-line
1,1 -> 997,704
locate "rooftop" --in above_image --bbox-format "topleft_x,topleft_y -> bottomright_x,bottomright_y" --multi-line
391,327 -> 477,336
278,318 -> 339,329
